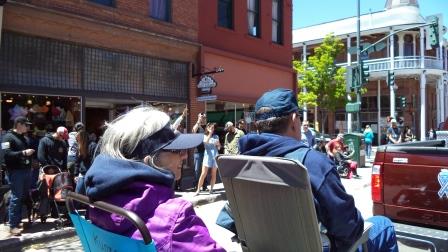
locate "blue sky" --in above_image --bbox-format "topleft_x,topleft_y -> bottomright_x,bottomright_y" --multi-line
293,0 -> 448,38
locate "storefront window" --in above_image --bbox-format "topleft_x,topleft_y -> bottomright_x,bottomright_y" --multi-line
203,101 -> 256,135
1,92 -> 81,137
84,98 -> 187,139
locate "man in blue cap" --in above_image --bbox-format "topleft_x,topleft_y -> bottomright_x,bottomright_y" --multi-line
237,88 -> 398,251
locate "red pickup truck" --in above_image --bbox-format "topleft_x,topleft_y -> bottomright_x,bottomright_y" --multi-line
372,139 -> 448,251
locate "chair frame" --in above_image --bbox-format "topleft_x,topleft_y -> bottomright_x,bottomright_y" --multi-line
66,191 -> 153,245
217,154 -> 371,252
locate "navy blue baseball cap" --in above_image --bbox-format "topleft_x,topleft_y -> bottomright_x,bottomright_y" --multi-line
255,88 -> 301,120
131,124 -> 203,159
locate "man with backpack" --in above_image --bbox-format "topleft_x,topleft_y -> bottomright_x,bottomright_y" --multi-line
236,88 -> 398,251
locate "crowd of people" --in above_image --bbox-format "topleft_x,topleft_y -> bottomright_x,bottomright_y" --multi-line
0,117 -> 99,236
12,88 -> 448,250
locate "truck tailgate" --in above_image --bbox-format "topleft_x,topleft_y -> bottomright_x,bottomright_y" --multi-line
382,147 -> 448,229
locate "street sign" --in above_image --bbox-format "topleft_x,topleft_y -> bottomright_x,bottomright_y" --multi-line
197,95 -> 217,102
360,51 -> 369,61
346,102 -> 361,113
348,47 -> 358,54
373,42 -> 386,52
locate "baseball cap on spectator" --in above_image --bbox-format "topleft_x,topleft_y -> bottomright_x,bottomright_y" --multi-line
14,116 -> 32,126
255,88 -> 302,121
57,126 -> 69,140
224,121 -> 234,131
74,122 -> 85,132
390,119 -> 397,124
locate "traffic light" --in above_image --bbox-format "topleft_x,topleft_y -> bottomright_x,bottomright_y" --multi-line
428,16 -> 439,48
387,71 -> 395,87
351,67 -> 359,89
360,61 -> 369,85
400,96 -> 407,108
347,66 -> 359,91
396,96 -> 407,108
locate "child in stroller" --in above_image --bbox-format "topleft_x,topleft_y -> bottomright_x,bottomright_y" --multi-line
37,165 -> 74,227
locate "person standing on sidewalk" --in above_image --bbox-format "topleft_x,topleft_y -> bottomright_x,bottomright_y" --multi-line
1,116 -> 35,236
192,113 -> 207,191
224,121 -> 244,155
237,119 -> 248,134
301,120 -> 315,148
73,129 -> 97,195
236,88 -> 398,251
37,126 -> 69,171
195,123 -> 221,195
386,119 -> 401,144
67,122 -> 85,175
363,125 -> 374,159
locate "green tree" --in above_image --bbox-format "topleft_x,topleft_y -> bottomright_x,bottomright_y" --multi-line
293,34 -> 347,134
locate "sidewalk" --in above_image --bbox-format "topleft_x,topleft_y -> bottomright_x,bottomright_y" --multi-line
0,185 -> 227,252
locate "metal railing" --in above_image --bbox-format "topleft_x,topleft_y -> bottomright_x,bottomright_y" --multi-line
336,56 -> 444,72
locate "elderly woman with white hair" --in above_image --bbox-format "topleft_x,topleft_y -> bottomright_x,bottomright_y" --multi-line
84,106 -> 224,252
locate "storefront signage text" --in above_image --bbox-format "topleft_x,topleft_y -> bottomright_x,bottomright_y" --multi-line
197,95 -> 217,102
197,75 -> 217,94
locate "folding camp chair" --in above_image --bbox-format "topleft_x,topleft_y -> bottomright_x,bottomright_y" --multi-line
217,155 -> 371,252
66,192 -> 156,252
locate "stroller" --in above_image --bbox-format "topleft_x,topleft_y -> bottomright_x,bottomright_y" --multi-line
37,165 -> 74,228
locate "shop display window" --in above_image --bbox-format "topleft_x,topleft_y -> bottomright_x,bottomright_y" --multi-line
1,93 -> 81,136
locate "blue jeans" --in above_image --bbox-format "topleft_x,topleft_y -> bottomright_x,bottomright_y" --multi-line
363,216 -> 398,252
75,176 -> 86,196
7,168 -> 32,228
194,152 -> 206,188
365,143 -> 372,159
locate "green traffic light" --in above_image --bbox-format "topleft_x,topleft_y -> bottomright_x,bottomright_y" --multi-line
398,96 -> 407,108
388,71 -> 395,87
360,62 -> 369,85
428,17 -> 439,48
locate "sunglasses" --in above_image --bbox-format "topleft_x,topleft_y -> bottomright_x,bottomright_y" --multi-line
163,149 -> 187,155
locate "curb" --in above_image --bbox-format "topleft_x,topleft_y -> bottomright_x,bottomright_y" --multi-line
190,192 -> 227,207
0,227 -> 75,252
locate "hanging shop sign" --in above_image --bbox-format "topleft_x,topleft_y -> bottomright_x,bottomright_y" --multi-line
197,75 -> 217,94
197,95 -> 217,102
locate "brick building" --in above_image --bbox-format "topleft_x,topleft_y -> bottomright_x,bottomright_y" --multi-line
293,0 -> 447,143
0,0 -> 199,136
195,0 -> 295,132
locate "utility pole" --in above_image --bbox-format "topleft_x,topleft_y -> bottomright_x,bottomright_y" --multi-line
356,0 -> 361,132
0,0 -> 5,47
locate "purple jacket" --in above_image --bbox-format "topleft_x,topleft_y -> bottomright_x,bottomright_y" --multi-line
85,154 -> 224,252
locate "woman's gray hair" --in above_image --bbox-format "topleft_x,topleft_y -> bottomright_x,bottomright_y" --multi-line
100,106 -> 170,160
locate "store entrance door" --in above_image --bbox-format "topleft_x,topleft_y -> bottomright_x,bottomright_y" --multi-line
85,107 -> 110,141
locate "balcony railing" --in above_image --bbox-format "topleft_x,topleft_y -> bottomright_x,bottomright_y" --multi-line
336,56 -> 444,72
